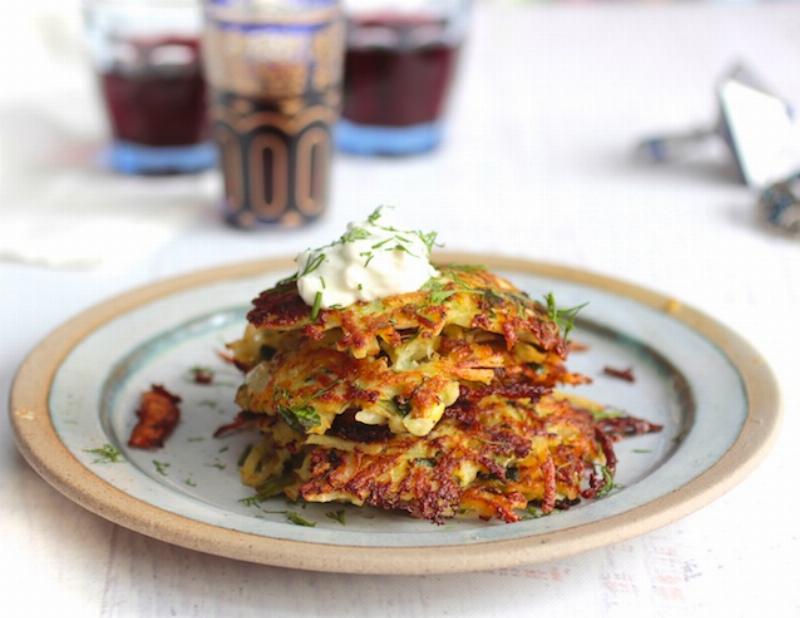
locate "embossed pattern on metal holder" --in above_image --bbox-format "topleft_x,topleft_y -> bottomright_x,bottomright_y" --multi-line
203,1 -> 345,228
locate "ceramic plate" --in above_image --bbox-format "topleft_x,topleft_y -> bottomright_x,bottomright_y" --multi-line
10,254 -> 780,574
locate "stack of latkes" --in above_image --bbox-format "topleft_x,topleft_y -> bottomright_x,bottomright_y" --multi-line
223,265 -> 657,523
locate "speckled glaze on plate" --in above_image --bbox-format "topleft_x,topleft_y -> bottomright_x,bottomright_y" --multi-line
9,255 -> 781,574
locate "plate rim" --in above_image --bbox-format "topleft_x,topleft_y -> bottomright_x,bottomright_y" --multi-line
9,253 -> 782,574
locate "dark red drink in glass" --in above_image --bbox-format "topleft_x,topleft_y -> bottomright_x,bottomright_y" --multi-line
343,16 -> 459,128
100,37 -> 208,148
336,2 -> 469,156
85,1 -> 215,174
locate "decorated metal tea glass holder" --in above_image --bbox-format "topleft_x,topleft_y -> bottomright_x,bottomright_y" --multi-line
204,0 -> 345,228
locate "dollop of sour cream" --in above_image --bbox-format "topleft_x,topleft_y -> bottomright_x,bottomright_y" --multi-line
295,208 -> 439,311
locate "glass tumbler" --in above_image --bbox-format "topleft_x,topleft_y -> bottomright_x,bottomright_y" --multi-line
203,0 -> 345,229
336,0 -> 470,156
84,0 -> 215,174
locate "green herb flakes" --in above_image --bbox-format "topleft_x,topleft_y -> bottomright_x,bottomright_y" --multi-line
415,230 -> 440,254
524,505 -> 544,519
340,226 -> 371,244
278,405 -> 321,432
254,475 -> 294,501
423,278 -> 455,304
301,253 -> 326,277
286,512 -> 316,527
325,509 -> 347,525
591,408 -> 625,421
360,251 -> 375,267
310,291 -> 323,321
239,495 -> 262,507
543,292 -> 588,341
84,444 -> 123,464
597,465 -> 622,497
367,206 -> 387,224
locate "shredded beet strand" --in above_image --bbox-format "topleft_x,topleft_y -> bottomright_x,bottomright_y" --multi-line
128,385 -> 181,449
213,411 -> 261,438
602,366 -> 635,382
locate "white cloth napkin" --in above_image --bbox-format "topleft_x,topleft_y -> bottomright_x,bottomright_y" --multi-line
0,10 -> 221,272
0,161 -> 219,270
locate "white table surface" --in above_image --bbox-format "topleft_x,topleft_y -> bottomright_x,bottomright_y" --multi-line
2,2 -> 799,616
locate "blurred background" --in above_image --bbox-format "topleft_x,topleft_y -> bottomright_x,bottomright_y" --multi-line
3,0 -> 800,279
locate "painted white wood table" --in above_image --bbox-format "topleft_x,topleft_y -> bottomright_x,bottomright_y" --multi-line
1,2 -> 798,616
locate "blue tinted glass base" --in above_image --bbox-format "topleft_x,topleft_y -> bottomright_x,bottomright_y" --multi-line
106,141 -> 217,174
335,120 -> 443,156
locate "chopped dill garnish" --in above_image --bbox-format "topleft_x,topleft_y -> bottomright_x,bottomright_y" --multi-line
187,436 -> 205,442
84,444 -> 123,464
276,272 -> 298,286
218,445 -> 229,454
197,400 -> 218,409
360,251 -> 375,267
286,512 -> 316,527
325,509 -> 347,525
596,466 -> 623,497
415,230 -> 440,254
632,448 -> 653,454
367,206 -> 388,224
371,237 -> 393,249
482,288 -> 505,307
310,291 -> 323,320
278,405 -> 321,432
340,226 -> 371,243
152,460 -> 170,476
301,253 -> 326,277
255,476 -> 295,500
205,460 -> 226,470
591,408 -> 625,420
391,243 -> 418,258
310,381 -> 340,399
423,278 -> 455,304
320,276 -> 326,289
523,505 -> 544,519
543,292 -> 588,341
184,477 -> 197,487
448,272 -> 474,291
